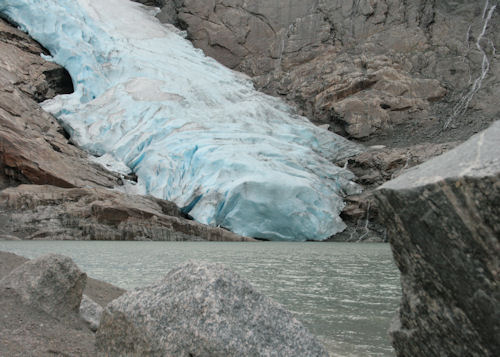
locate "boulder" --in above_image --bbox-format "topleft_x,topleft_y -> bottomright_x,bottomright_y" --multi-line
0,251 -> 28,279
0,253 -> 86,317
374,121 -> 500,356
80,294 -> 104,332
96,262 -> 328,356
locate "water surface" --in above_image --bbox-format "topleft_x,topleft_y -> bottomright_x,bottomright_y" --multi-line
0,241 -> 400,356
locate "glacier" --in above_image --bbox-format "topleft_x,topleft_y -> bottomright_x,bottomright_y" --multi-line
0,0 -> 363,241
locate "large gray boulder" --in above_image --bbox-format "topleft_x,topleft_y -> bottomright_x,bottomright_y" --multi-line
96,262 -> 328,356
374,121 -> 500,356
0,253 -> 87,317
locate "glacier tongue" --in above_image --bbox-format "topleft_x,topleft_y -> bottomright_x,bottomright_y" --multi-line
0,0 -> 363,241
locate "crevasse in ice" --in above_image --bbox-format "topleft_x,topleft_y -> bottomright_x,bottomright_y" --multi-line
0,0 -> 363,241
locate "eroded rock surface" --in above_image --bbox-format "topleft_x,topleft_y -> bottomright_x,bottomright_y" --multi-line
374,121 -> 500,356
155,0 -> 499,143
0,184 -> 254,241
97,262 -> 328,357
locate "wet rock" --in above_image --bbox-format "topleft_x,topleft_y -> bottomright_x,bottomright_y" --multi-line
80,294 -> 104,332
328,191 -> 385,242
0,254 -> 86,317
374,121 -> 500,356
0,184 -> 254,241
96,262 -> 328,357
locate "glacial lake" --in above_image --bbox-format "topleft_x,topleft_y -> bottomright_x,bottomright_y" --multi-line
0,241 -> 401,356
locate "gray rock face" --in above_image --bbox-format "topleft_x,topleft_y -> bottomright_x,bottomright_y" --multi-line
374,121 -> 500,356
155,0 -> 499,143
0,254 -> 86,317
96,262 -> 328,357
80,294 -> 104,332
0,184 -> 254,241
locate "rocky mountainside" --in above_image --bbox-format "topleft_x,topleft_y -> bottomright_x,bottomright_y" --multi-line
0,18 -> 252,242
150,0 -> 499,146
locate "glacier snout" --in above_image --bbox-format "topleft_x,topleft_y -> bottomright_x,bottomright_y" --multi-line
0,0 -> 362,241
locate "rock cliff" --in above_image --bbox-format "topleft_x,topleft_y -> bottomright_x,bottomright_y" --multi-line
374,121 -> 500,356
154,0 -> 499,145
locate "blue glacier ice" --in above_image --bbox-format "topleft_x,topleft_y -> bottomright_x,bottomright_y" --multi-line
0,0 -> 363,241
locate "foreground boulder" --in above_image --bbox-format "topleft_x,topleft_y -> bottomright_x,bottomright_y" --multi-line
96,262 -> 328,356
0,253 -> 86,317
374,121 -> 500,356
0,251 -> 126,356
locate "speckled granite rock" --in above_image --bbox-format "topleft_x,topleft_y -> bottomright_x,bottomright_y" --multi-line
0,253 -> 86,317
80,294 -> 104,332
0,184 -> 254,241
96,262 -> 328,357
374,121 -> 500,356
